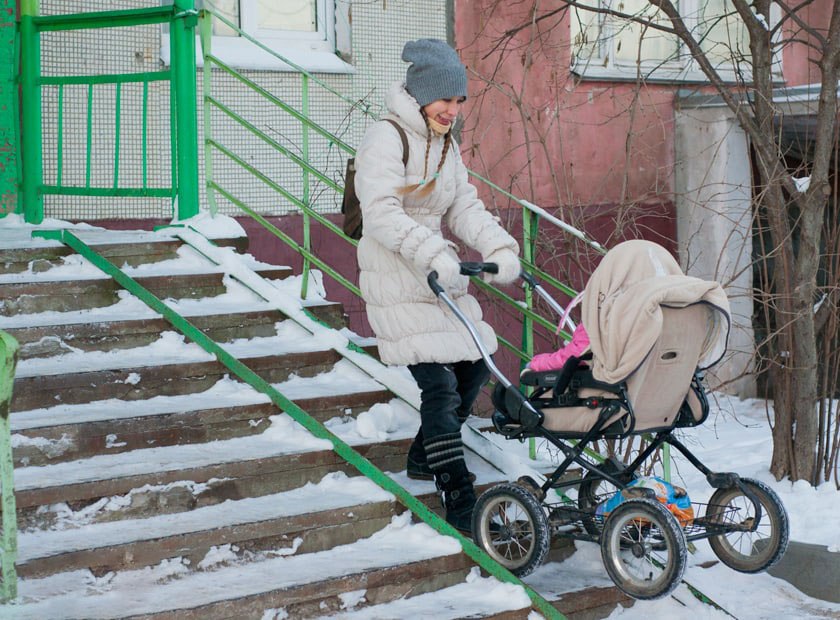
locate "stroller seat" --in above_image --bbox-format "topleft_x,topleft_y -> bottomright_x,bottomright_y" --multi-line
528,304 -> 712,436
500,240 -> 730,439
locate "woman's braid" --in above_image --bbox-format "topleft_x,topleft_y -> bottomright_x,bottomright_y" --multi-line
400,125 -> 452,197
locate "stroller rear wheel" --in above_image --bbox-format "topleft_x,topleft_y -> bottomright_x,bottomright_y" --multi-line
472,482 -> 550,577
600,498 -> 687,600
706,477 -> 789,573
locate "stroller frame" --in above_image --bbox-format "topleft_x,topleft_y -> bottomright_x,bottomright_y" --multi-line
429,263 -> 789,601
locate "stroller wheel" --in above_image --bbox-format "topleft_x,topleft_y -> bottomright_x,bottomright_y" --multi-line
600,498 -> 687,600
578,460 -> 637,536
706,477 -> 789,573
472,482 -> 550,577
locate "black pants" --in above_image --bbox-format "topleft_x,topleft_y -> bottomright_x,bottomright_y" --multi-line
407,359 -> 490,470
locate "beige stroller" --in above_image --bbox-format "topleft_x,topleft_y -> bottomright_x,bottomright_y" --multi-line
429,240 -> 789,600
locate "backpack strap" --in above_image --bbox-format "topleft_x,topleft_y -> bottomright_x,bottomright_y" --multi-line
382,118 -> 409,167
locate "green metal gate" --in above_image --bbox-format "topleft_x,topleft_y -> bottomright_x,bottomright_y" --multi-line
16,0 -> 200,224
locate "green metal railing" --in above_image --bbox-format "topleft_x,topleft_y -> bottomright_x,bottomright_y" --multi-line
17,0 -> 200,224
197,6 -> 604,368
0,330 -> 19,602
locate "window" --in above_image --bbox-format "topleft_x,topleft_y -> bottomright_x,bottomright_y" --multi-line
162,0 -> 352,73
570,0 -> 779,83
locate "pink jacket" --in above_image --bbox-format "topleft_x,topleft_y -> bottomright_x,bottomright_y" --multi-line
527,325 -> 590,372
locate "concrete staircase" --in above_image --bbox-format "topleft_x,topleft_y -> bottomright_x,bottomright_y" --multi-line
0,226 -> 631,619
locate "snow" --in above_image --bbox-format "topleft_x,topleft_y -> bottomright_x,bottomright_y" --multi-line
9,363 -> 380,433
14,319 -> 348,377
2,217 -> 839,619
322,567 -> 534,619
13,414 -> 333,491
793,175 -> 811,193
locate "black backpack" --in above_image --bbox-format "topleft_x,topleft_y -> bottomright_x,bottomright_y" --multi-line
341,119 -> 409,240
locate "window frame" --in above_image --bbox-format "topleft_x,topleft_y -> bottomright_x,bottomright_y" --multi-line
569,0 -> 782,84
161,0 -> 353,73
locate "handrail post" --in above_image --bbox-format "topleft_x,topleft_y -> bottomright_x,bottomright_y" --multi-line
523,207 -> 537,459
170,0 -> 200,220
300,73 -> 311,299
0,330 -> 19,602
19,0 -> 43,224
199,9 -> 217,216
1,0 -> 17,220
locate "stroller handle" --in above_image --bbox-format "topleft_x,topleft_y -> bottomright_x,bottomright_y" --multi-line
427,261 -> 498,296
426,261 -> 511,389
519,270 -> 578,333
427,262 -> 545,428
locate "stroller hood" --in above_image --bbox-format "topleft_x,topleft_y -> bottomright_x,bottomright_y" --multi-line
581,240 -> 731,385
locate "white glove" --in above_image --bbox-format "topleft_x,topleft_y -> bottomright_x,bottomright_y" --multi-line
429,253 -> 462,288
484,249 -> 521,285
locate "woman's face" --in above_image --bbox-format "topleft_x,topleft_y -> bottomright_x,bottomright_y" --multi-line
422,97 -> 466,129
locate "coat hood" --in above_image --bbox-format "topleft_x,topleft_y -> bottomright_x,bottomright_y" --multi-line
384,82 -> 430,139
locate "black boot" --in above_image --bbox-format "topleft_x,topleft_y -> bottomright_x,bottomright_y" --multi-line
406,430 -> 433,480
435,459 -> 477,534
407,429 -> 475,482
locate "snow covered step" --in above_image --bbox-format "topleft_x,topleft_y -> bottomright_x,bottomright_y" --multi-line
10,313 -> 377,405
4,303 -> 345,360
316,567 -> 534,619
0,264 -> 292,316
11,388 -> 391,467
11,347 -> 349,412
11,417 -> 415,516
10,358 -> 386,425
0,235 -> 182,275
15,472 -> 396,580
12,423 -> 503,534
9,516 -> 483,620
0,231 -> 245,275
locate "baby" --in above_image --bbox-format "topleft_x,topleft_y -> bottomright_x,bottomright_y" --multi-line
526,323 -> 590,372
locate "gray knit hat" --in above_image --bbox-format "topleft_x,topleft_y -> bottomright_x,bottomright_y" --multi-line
402,39 -> 468,107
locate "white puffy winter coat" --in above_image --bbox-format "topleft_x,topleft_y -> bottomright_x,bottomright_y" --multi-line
354,83 -> 519,366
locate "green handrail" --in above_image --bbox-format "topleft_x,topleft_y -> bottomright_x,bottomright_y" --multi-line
170,0 -> 200,220
32,228 -> 564,620
1,0 -> 18,219
0,330 -> 19,602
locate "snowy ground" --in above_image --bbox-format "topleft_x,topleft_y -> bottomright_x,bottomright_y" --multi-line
518,392 -> 840,620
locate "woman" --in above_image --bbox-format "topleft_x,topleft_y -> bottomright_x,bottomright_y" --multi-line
354,38 -> 521,533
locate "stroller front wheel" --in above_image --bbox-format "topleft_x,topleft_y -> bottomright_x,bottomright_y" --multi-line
472,482 -> 551,577
600,498 -> 688,600
578,459 -> 637,536
706,477 -> 789,573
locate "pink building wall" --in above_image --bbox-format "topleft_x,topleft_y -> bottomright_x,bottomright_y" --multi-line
452,0 -> 831,254
454,3 -> 676,245
448,1 -> 832,386
780,0 -> 835,87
